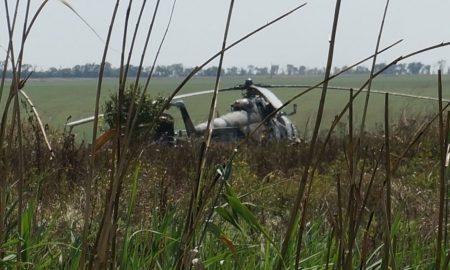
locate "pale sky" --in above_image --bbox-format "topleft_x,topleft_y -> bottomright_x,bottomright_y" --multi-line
1,0 -> 450,70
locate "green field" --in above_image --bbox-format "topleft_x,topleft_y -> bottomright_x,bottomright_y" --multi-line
3,74 -> 449,139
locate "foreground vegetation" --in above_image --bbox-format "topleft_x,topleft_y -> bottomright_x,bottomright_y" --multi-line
0,114 -> 447,269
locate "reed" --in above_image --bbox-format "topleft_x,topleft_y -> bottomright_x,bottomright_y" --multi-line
177,2 -> 235,267
381,93 -> 392,270
277,1 -> 341,267
436,70 -> 445,269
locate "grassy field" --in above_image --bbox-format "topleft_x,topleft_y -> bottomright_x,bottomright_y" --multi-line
3,73 -> 450,267
3,74 -> 449,139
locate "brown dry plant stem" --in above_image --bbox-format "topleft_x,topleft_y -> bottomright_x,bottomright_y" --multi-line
0,0 -> 20,106
381,93 -> 392,270
277,1 -> 341,268
357,0 -> 390,163
4,0 -> 32,261
177,1 -> 235,268
343,88 -> 356,270
111,1 -> 134,266
445,111 -> 450,251
0,0 -> 20,250
79,0 -> 120,268
92,2 -> 174,268
119,0 -> 162,145
19,90 -> 53,157
133,0 -> 161,89
124,0 -> 168,150
436,70 -> 446,269
94,1 -> 170,267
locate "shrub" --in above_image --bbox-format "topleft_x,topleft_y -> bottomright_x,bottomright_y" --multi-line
103,85 -> 171,140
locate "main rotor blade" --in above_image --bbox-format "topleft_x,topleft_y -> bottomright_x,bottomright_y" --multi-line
67,114 -> 105,128
173,86 -> 242,99
262,84 -> 450,103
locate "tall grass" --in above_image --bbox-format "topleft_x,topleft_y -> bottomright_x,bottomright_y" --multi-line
1,1 -> 450,269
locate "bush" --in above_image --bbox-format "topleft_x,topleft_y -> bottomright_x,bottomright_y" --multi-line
103,85 -> 170,140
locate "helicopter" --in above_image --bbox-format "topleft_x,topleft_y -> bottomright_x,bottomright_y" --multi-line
66,79 -> 299,143
64,77 -> 450,147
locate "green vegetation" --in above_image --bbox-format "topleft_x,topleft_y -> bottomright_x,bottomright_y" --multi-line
0,116 -> 446,268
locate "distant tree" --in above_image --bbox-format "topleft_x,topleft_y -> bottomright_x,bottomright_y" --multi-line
155,66 -> 170,77
168,64 -> 184,77
396,63 -> 407,75
286,64 -> 295,76
270,65 -> 279,77
227,67 -> 239,76
298,66 -> 306,75
255,67 -> 268,76
407,62 -> 424,75
355,66 -> 369,74
421,65 -> 431,75
247,65 -> 255,75
374,63 -> 387,73
239,68 -> 248,76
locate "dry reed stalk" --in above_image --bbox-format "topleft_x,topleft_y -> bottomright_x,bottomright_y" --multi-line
359,212 -> 374,270
91,3 -> 175,268
0,0 -> 40,255
0,0 -> 20,147
3,0 -> 32,261
79,0 -> 120,268
381,93 -> 392,270
132,0 -> 161,88
436,70 -> 445,269
344,88 -> 357,270
114,0 -> 149,151
177,1 -> 235,268
93,1 -> 171,265
294,194 -> 309,269
444,111 -> 450,251
95,2 -> 169,268
19,90 -> 53,157
0,0 -> 20,106
277,1 -> 341,268
110,1 -> 135,266
124,0 -> 165,149
358,0 -> 390,153
336,172 -> 344,269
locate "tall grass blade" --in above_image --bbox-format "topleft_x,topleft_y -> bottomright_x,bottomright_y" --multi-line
381,93 -> 392,270
436,70 -> 446,269
277,1 -> 341,268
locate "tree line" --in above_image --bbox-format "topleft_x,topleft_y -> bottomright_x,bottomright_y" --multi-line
0,61 -> 446,79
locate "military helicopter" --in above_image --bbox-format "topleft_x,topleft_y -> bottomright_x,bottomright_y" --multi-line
66,79 -> 299,143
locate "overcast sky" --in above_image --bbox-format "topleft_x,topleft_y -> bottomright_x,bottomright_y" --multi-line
1,0 -> 450,70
